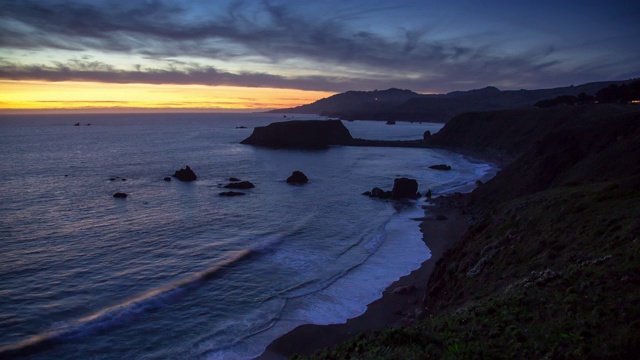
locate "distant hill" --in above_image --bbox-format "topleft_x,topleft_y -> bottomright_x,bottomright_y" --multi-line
269,80 -> 632,122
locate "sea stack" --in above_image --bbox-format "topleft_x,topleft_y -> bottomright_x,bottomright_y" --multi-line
240,120 -> 353,148
172,166 -> 197,182
286,171 -> 309,184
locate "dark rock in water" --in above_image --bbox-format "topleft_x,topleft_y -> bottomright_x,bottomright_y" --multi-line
110,177 -> 116,181
163,177 -> 171,182
113,192 -> 128,198
224,181 -> 255,189
236,126 -> 247,129
367,187 -> 393,199
386,120 -> 396,125
429,164 -> 452,171
426,189 -> 432,199
362,191 -> 372,196
286,171 -> 308,184
219,191 -> 246,196
172,165 -> 197,182
121,178 -> 127,181
423,130 -> 431,141
74,122 -> 80,126
392,177 -> 419,199
241,120 -> 353,148
371,187 -> 384,196
229,177 -> 241,182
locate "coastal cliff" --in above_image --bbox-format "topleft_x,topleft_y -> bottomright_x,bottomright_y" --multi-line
297,104 -> 640,359
425,104 -> 637,157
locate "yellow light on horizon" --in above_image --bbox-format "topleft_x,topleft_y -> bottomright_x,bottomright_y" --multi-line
0,80 -> 335,113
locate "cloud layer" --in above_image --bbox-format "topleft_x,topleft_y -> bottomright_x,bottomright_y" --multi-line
1,0 -> 639,92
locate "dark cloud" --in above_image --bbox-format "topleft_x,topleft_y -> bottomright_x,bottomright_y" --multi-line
0,0 -> 638,92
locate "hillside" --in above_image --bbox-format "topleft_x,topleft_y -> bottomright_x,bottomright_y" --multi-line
298,104 -> 640,359
270,81 -> 630,122
426,104 -> 636,157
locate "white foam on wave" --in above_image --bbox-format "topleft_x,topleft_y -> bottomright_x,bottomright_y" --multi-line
202,205 -> 430,360
0,249 -> 253,359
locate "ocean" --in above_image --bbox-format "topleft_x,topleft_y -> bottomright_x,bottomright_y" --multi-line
0,113 -> 495,359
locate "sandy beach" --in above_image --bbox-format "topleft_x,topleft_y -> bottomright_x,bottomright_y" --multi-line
257,204 -> 470,359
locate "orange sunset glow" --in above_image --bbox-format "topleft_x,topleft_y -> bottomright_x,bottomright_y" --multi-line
0,81 -> 335,114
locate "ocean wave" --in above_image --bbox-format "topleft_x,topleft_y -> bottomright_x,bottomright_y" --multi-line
0,249 -> 253,359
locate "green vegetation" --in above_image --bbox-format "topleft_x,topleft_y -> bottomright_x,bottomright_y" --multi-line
296,182 -> 640,359
293,104 -> 640,359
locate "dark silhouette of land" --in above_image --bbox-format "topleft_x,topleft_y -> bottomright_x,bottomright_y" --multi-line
269,80 -> 637,122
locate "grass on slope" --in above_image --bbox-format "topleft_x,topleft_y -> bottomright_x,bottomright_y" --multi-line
296,180 -> 640,359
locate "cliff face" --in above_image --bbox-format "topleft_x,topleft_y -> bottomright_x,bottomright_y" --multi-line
240,120 -> 353,148
423,104 -> 640,357
427,104 -> 636,157
462,106 -> 640,207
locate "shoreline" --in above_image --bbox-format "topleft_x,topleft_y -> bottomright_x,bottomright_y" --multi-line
256,204 -> 469,359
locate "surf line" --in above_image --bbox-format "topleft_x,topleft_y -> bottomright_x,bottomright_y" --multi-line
0,249 -> 253,359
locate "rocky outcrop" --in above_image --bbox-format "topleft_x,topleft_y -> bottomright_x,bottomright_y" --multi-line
286,171 -> 309,184
391,177 -> 419,199
364,187 -> 392,199
113,192 -> 128,198
224,181 -> 255,189
172,166 -> 197,182
241,120 -> 353,148
163,177 -> 171,182
365,178 -> 420,200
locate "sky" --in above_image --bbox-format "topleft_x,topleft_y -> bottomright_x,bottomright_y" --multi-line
1,0 -> 639,112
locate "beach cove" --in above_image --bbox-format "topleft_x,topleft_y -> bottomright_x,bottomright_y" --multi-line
261,105 -> 640,359
0,114 -> 493,359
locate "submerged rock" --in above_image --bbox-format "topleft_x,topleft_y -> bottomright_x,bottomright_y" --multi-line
429,164 -> 452,171
223,181 -> 255,189
286,171 -> 309,184
163,177 -> 171,182
219,191 -> 246,197
113,192 -> 128,199
172,166 -> 197,182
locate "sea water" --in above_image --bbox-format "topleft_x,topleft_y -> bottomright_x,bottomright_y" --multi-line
0,113 -> 494,359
